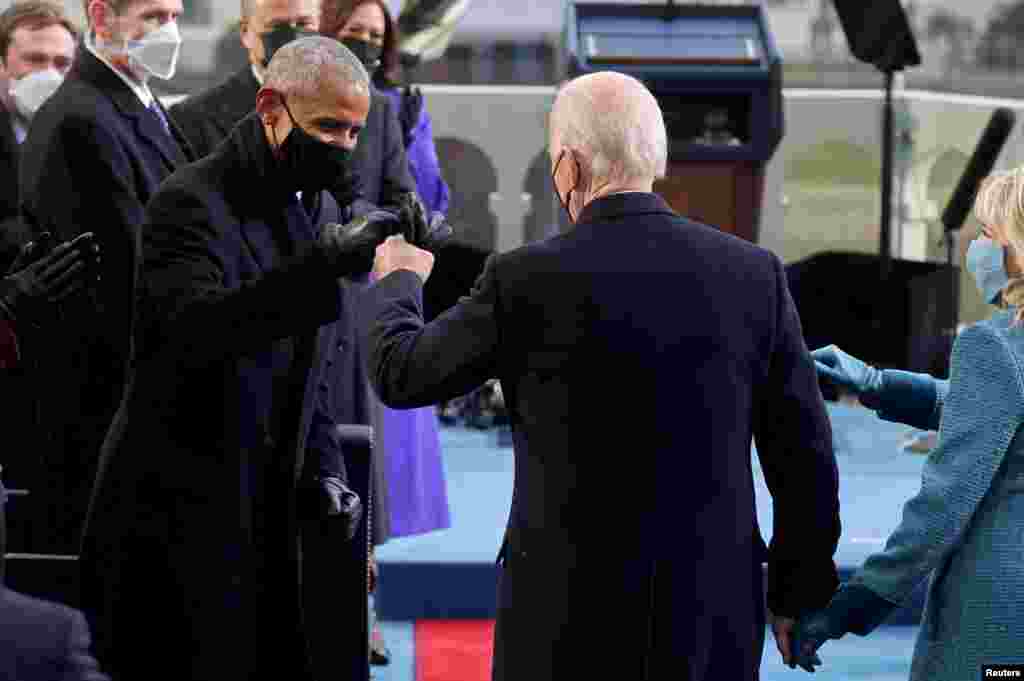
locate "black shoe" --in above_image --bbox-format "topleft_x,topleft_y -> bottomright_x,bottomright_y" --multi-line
370,635 -> 391,666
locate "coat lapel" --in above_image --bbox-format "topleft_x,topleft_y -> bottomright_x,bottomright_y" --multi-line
71,46 -> 186,171
131,101 -> 187,169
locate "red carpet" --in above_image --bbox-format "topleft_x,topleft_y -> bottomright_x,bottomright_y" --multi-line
415,620 -> 495,681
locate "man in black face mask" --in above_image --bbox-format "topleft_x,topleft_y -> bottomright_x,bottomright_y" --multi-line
78,37 -> 405,681
170,0 -> 321,160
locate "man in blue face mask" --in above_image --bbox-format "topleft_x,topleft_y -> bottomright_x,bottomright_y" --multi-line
16,0 -> 194,556
169,0 -> 320,161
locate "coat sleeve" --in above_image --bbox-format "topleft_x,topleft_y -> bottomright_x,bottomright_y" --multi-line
167,100 -> 215,162
753,252 -> 841,618
850,323 -> 1024,604
307,322 -> 349,482
136,183 -> 345,367
26,114 -> 147,362
875,370 -> 946,431
60,608 -> 110,681
0,315 -> 18,369
362,257 -> 500,409
376,95 -> 416,209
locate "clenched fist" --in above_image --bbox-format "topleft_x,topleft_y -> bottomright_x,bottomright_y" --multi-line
372,235 -> 435,283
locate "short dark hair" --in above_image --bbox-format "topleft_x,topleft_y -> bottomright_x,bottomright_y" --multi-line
0,1 -> 79,65
320,0 -> 402,88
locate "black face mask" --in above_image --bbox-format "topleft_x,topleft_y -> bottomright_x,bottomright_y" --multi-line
340,37 -> 383,74
277,98 -> 353,193
261,24 -> 317,67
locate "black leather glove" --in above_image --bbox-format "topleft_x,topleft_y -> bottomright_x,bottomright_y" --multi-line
791,583 -> 898,672
5,231 -> 55,275
399,85 -> 423,148
318,475 -> 363,541
396,191 -> 452,253
318,211 -> 402,276
0,232 -> 99,325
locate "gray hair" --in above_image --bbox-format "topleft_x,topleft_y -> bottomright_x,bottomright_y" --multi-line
264,35 -> 370,99
551,72 -> 668,184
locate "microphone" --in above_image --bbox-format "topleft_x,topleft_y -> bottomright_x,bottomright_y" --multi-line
941,107 -> 1016,232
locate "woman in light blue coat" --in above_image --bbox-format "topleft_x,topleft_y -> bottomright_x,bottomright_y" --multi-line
793,168 -> 1024,678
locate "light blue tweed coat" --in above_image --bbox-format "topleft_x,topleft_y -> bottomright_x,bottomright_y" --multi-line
851,309 -> 1024,679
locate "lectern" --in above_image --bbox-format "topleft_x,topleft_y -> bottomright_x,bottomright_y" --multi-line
563,2 -> 784,243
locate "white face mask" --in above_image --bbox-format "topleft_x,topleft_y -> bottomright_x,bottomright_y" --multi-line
121,20 -> 181,81
9,68 -> 64,119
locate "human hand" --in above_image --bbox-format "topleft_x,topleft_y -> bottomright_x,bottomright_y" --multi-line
319,475 -> 363,541
373,235 -> 435,283
811,345 -> 883,409
395,191 -> 452,253
790,609 -> 832,672
319,210 -> 402,276
0,232 -> 99,325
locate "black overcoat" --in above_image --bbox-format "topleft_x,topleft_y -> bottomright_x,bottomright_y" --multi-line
79,114 -> 354,681
362,192 -> 843,681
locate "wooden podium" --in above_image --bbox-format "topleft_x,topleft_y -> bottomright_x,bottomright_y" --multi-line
564,3 -> 784,246
654,161 -> 766,243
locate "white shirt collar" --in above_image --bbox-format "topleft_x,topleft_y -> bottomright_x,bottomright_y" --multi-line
85,32 -> 154,108
252,64 -> 265,87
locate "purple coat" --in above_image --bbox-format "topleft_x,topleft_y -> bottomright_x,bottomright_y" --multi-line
376,86 -> 451,538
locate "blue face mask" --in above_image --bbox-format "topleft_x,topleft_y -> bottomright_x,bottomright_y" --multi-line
966,236 -> 1009,304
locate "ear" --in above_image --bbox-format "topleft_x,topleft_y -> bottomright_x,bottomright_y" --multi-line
563,148 -> 581,186
88,0 -> 111,37
239,18 -> 257,51
255,87 -> 283,120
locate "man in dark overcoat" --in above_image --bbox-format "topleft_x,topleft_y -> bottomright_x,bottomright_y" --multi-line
78,37 -> 397,680
361,71 -> 843,681
17,0 -> 194,553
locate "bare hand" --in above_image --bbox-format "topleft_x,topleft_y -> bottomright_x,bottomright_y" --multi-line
373,235 -> 435,283
769,611 -> 796,668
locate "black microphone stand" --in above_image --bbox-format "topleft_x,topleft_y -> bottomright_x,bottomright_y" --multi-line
663,0 -> 681,22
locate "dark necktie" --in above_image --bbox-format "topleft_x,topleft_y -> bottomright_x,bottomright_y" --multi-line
148,100 -> 171,137
287,192 -> 318,244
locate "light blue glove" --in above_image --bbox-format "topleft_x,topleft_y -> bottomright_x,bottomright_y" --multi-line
811,345 -> 884,410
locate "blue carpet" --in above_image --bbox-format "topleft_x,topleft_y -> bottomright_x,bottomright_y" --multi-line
370,622 -> 416,681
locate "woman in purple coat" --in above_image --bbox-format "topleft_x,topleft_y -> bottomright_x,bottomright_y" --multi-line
322,0 -> 452,665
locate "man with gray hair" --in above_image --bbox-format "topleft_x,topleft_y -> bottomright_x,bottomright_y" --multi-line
78,36 -> 407,681
360,70 -> 841,680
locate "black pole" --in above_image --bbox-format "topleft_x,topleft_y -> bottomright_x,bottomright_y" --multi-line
879,69 -> 894,281
663,0 -> 680,21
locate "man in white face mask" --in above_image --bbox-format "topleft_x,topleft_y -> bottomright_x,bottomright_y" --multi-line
16,0 -> 195,557
0,1 -> 77,271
